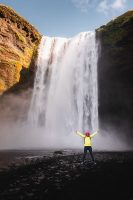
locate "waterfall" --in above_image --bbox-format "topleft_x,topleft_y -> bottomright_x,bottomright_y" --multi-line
28,31 -> 98,140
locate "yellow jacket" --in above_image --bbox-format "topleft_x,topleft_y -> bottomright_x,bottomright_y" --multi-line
76,131 -> 97,146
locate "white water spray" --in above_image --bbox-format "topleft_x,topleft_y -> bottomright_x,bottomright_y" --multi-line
28,31 -> 98,146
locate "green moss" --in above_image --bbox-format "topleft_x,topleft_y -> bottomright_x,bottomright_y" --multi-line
106,10 -> 133,28
0,4 -> 42,93
97,10 -> 133,33
14,30 -> 26,44
24,47 -> 33,57
96,10 -> 133,46
0,60 -> 22,83
0,4 -> 41,43
104,28 -> 125,45
0,46 -> 4,52
1,59 -> 15,65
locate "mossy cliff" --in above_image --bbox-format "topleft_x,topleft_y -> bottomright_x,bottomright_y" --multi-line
0,4 -> 41,94
96,10 -> 133,135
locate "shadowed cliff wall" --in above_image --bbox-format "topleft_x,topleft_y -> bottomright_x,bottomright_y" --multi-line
97,10 -> 133,140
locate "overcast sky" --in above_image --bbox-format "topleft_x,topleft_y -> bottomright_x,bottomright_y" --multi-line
0,0 -> 133,37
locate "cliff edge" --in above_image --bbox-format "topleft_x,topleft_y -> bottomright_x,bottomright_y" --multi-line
0,4 -> 41,94
96,10 -> 133,137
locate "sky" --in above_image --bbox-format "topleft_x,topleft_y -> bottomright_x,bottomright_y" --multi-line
0,0 -> 133,37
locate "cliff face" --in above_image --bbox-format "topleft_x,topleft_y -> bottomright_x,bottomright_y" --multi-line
96,11 -> 133,136
0,4 -> 41,94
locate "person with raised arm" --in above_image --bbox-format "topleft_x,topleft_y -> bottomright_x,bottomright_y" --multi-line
75,130 -> 98,164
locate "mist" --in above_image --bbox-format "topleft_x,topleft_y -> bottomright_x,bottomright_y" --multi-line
0,93 -> 132,151
0,122 -> 132,151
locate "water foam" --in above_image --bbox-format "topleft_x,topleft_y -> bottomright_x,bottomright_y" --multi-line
28,32 -> 98,144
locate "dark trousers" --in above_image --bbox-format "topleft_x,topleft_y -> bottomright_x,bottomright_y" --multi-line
83,146 -> 95,162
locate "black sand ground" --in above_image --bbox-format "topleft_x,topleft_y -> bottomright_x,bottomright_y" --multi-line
0,151 -> 133,200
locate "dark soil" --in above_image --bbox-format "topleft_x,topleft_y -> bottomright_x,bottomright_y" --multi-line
0,151 -> 133,200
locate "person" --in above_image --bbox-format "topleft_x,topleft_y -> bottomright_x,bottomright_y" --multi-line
75,130 -> 98,164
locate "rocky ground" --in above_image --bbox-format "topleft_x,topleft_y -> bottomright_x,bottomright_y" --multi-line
0,151 -> 133,200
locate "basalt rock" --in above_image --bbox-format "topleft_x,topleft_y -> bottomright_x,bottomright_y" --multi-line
96,10 -> 133,137
0,4 -> 41,94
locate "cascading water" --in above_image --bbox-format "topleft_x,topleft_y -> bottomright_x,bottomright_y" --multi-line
28,31 -> 98,147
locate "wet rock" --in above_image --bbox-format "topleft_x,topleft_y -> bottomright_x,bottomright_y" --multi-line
54,151 -> 63,155
0,152 -> 133,200
26,192 -> 34,197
